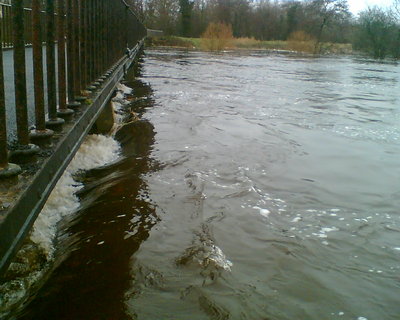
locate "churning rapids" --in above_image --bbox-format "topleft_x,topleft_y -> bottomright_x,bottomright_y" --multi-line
2,49 -> 400,320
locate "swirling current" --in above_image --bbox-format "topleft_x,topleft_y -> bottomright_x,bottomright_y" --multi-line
2,49 -> 400,320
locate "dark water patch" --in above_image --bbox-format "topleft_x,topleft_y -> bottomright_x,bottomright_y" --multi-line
12,71 -> 160,320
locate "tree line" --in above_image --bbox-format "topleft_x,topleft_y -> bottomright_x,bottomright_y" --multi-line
10,0 -> 400,58
129,0 -> 400,59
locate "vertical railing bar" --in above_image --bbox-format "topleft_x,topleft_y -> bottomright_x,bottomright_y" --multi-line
46,0 -> 64,129
89,0 -> 95,86
31,0 -> 46,131
57,0 -> 72,118
79,0 -> 86,92
86,0 -> 90,87
0,5 -> 4,48
5,5 -> 8,47
0,16 -> 21,177
88,0 -> 94,86
12,0 -> 29,145
86,0 -> 90,88
124,4 -> 127,51
30,0 -> 54,146
97,0 -> 103,78
65,0 -> 79,108
0,12 -> 8,168
109,0 -> 113,68
115,0 -> 119,65
105,0 -> 110,71
94,0 -> 100,80
72,0 -> 82,99
4,5 -> 7,47
101,0 -> 107,75
7,6 -> 12,48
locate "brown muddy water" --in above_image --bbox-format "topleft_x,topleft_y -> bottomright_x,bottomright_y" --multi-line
3,49 -> 400,320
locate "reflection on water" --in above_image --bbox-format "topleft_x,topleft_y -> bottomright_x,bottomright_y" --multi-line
10,50 -> 400,320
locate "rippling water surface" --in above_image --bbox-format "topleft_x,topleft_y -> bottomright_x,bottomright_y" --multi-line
13,50 -> 400,320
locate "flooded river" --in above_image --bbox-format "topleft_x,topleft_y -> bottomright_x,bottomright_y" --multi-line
5,49 -> 400,319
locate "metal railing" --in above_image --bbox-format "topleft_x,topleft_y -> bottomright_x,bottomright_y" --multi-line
0,0 -> 146,275
0,0 -> 146,172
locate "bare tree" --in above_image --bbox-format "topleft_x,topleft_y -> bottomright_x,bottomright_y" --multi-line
355,6 -> 398,58
305,0 -> 351,52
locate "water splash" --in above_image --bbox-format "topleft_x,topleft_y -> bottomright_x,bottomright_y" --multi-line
30,134 -> 121,257
0,83 -> 132,318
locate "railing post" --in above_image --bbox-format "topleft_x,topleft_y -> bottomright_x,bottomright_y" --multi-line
86,0 -> 95,91
12,0 -> 29,146
93,0 -> 101,86
0,12 -> 21,178
72,0 -> 84,101
29,0 -> 54,147
79,0 -> 87,94
45,0 -> 65,131
66,0 -> 80,109
10,0 -> 39,164
101,0 -> 107,76
96,0 -> 106,83
57,0 -> 74,121
125,3 -> 129,51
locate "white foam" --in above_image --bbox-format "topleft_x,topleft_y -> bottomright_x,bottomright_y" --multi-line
117,83 -> 133,94
320,227 -> 338,233
253,206 -> 270,217
111,83 -> 134,126
30,134 -> 120,257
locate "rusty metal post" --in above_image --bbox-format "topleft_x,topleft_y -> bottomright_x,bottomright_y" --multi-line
78,0 -> 87,95
96,0 -> 106,83
29,0 -> 54,146
125,3 -> 129,52
0,26 -> 6,168
57,0 -> 74,121
0,13 -> 21,178
101,0 -> 107,76
31,0 -> 46,131
10,0 -> 39,164
86,0 -> 95,91
105,0 -> 111,72
45,0 -> 65,131
12,0 -> 29,145
93,0 -> 101,85
0,61 -> 8,169
5,5 -> 12,47
73,0 -> 84,101
65,0 -> 80,109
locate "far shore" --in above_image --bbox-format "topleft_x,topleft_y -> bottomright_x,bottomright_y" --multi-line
146,36 -> 353,55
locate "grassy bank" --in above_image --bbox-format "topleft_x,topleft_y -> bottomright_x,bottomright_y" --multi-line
146,36 -> 352,55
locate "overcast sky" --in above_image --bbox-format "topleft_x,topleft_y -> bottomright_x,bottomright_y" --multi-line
347,0 -> 393,14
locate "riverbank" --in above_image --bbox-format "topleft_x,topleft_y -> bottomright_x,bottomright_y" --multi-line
146,36 -> 353,55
